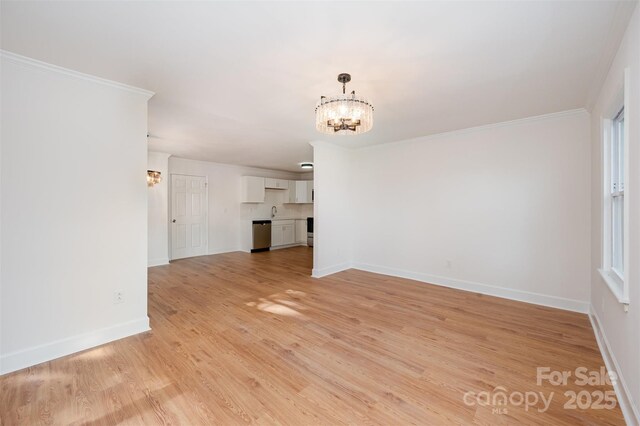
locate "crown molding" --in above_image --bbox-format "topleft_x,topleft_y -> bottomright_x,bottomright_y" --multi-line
147,151 -> 172,160
1,50 -> 154,99
359,108 -> 589,152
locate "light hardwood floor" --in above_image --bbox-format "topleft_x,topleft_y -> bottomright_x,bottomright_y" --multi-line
0,247 -> 624,425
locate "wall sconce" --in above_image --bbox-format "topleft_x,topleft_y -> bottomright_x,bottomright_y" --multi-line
147,170 -> 162,187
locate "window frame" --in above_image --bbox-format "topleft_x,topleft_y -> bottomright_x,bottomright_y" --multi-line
598,69 -> 630,306
610,107 -> 624,280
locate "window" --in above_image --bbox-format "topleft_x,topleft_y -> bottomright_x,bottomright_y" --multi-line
599,104 -> 629,305
610,107 -> 624,279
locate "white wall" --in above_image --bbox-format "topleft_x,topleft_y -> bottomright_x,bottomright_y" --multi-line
311,142 -> 354,276
589,4 -> 640,423
167,157 -> 310,256
313,110 -> 592,313
347,110 -> 592,312
0,52 -> 153,374
148,151 -> 171,266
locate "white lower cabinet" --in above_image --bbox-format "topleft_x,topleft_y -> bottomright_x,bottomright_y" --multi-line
271,220 -> 295,247
295,219 -> 306,244
272,224 -> 284,246
283,223 -> 295,245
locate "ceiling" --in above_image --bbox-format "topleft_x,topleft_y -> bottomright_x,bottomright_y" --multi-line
1,1 -> 635,172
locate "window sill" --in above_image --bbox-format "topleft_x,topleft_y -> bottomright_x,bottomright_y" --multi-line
598,268 -> 630,305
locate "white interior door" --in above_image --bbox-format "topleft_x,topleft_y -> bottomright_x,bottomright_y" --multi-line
171,174 -> 207,260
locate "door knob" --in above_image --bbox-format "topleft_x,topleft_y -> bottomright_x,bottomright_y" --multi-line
172,219 -> 176,223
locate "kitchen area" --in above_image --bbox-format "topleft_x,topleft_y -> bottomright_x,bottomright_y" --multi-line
240,176 -> 313,253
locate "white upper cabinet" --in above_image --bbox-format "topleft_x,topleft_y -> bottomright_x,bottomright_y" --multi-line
265,178 -> 288,190
242,176 -> 309,203
288,180 -> 297,203
241,176 -> 265,203
306,180 -> 314,203
287,180 -> 314,204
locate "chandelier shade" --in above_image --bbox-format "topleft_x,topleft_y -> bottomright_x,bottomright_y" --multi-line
315,73 -> 374,135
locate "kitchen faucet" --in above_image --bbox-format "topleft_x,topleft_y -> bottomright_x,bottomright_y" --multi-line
271,206 -> 277,218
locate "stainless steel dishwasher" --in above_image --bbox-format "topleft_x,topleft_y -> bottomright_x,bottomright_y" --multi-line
251,220 -> 271,252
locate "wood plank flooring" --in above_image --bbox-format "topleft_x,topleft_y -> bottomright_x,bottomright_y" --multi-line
0,247 -> 625,424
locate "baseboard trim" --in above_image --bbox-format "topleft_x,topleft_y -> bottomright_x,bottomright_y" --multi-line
148,257 -> 169,267
169,249 -> 245,261
217,245 -> 308,255
271,243 -> 307,251
589,307 -> 639,425
351,263 -> 589,313
208,248 -> 241,256
312,262 -> 352,278
0,317 -> 150,375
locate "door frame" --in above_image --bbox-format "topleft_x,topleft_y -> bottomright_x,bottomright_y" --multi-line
168,173 -> 209,261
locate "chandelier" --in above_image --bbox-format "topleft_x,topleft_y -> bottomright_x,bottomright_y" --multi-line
315,73 -> 374,135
